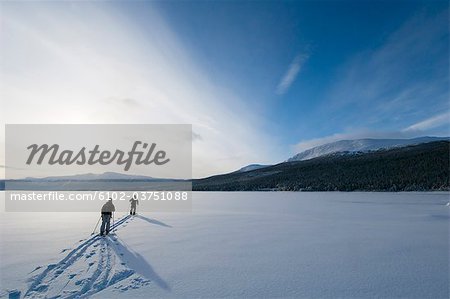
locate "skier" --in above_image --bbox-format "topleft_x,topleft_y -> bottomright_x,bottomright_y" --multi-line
129,194 -> 139,215
100,199 -> 115,236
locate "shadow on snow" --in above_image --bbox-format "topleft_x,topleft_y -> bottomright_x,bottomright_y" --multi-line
135,215 -> 172,228
21,214 -> 171,298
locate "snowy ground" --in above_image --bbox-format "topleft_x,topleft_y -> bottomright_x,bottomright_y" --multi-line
1,192 -> 449,298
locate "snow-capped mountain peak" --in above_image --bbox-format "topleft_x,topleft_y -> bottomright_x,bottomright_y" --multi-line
287,136 -> 448,162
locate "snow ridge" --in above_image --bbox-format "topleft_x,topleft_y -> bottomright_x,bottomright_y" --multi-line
288,137 -> 448,162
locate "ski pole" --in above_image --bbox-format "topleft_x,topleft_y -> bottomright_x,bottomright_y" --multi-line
91,216 -> 101,235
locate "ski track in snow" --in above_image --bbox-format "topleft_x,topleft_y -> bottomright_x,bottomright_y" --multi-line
22,215 -> 152,298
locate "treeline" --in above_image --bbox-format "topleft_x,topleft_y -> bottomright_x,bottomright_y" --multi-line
192,141 -> 450,191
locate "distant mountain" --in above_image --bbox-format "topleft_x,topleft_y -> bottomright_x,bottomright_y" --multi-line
3,172 -> 185,191
235,164 -> 271,173
24,172 -> 155,181
288,136 -> 449,162
193,141 -> 450,191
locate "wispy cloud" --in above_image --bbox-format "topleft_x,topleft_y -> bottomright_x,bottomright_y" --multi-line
276,53 -> 309,95
403,112 -> 450,132
0,3 -> 280,178
290,7 -> 450,155
325,8 -> 448,130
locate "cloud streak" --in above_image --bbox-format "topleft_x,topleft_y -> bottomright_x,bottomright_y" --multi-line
276,53 -> 308,95
0,2 -> 280,178
324,8 -> 448,132
403,112 -> 450,132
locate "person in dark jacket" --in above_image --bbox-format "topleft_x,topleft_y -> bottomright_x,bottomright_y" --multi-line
129,194 -> 139,215
100,199 -> 115,236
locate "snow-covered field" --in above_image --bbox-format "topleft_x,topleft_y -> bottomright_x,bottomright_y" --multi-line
1,192 -> 449,298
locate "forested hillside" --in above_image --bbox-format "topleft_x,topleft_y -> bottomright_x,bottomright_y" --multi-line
193,141 -> 450,191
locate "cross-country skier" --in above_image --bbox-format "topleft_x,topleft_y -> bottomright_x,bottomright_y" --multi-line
100,199 -> 115,236
129,194 -> 139,215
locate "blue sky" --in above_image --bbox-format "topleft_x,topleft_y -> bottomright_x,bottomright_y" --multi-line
1,1 -> 449,177
153,1 -> 449,149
